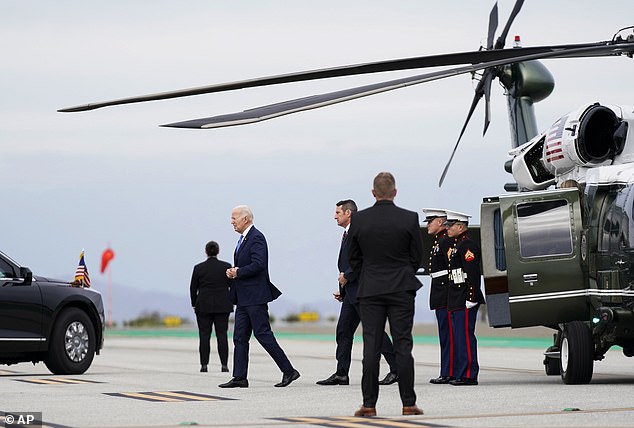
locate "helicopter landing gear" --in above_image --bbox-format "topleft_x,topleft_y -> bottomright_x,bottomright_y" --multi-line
543,346 -> 560,376
559,321 -> 594,384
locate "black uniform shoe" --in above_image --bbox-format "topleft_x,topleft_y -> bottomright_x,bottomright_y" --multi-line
200,365 -> 208,372
316,373 -> 350,385
218,378 -> 249,388
221,365 -> 229,372
449,378 -> 478,386
378,372 -> 398,385
275,369 -> 300,387
429,376 -> 453,384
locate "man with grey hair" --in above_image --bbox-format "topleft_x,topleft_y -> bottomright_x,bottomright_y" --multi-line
219,205 -> 300,388
348,172 -> 424,417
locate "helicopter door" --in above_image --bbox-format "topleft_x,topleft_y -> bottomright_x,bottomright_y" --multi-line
499,189 -> 588,328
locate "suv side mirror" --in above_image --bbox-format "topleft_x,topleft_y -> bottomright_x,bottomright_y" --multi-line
19,267 -> 33,286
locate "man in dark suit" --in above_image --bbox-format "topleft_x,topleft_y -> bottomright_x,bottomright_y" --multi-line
317,199 -> 399,386
348,172 -> 424,417
219,205 -> 300,388
190,241 -> 233,373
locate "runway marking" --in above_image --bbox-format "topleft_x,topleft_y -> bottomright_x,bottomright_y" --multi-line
15,377 -> 102,385
0,369 -> 20,376
104,390 -> 236,402
274,416 -> 436,427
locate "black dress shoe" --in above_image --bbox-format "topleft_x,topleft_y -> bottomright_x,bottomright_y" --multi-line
221,365 -> 229,372
316,373 -> 349,385
275,369 -> 300,387
218,378 -> 249,388
429,375 -> 453,384
200,365 -> 208,373
449,378 -> 478,386
378,372 -> 398,385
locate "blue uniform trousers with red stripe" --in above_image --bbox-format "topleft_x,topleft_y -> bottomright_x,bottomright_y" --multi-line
450,304 -> 479,380
435,307 -> 454,378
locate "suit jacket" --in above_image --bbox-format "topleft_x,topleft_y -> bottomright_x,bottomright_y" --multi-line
229,226 -> 282,306
348,200 -> 423,298
190,256 -> 234,313
338,230 -> 359,304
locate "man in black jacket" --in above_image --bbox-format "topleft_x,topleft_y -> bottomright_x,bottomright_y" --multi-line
190,241 -> 233,373
317,199 -> 398,386
348,172 -> 424,417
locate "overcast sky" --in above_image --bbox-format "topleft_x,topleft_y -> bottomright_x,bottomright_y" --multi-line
2,1 -> 634,320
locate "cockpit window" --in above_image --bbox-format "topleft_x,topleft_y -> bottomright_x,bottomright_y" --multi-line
516,199 -> 573,258
599,184 -> 634,252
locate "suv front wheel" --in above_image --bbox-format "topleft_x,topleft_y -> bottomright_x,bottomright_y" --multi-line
44,308 -> 96,375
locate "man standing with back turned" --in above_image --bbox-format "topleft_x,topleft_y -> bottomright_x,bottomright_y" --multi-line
348,172 -> 424,417
219,205 -> 300,388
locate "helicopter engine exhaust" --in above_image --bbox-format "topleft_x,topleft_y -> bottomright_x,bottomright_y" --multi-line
509,102 -> 631,190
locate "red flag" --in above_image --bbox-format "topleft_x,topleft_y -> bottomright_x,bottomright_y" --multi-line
101,248 -> 115,273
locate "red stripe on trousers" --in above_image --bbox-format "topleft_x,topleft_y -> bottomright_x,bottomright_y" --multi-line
465,307 -> 472,378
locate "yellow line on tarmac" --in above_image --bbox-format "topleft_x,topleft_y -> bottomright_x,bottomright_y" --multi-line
122,392 -> 181,402
153,391 -> 216,401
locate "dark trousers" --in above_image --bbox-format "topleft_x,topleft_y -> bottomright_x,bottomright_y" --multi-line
450,304 -> 480,380
359,291 -> 416,408
336,299 -> 397,376
435,307 -> 454,377
196,312 -> 229,366
232,304 -> 293,379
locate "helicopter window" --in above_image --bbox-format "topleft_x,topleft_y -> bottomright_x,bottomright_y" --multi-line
493,209 -> 507,270
516,199 -> 573,258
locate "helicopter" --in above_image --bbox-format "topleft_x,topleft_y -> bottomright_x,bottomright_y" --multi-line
58,1 -> 634,384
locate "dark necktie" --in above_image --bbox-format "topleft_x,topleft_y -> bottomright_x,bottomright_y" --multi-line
235,235 -> 244,253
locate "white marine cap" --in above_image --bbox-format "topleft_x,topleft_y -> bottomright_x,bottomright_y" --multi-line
422,208 -> 447,222
444,210 -> 471,224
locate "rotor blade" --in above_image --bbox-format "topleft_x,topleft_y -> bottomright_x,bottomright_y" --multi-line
59,40 -> 614,113
437,80 -> 488,187
161,42 -> 634,129
482,72 -> 493,136
495,0 -> 524,49
487,2 -> 499,50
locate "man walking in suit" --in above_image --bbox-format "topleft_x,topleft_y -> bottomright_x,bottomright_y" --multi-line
190,241 -> 233,373
219,205 -> 300,388
348,172 -> 424,417
317,199 -> 399,386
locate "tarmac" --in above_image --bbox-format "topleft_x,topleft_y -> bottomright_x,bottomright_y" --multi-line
2,323 -> 634,428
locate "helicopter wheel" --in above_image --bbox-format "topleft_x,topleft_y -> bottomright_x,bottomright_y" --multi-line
559,321 -> 594,384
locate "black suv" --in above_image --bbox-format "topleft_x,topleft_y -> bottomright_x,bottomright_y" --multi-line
0,250 -> 104,374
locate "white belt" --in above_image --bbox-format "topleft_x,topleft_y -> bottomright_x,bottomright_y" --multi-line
430,270 -> 449,279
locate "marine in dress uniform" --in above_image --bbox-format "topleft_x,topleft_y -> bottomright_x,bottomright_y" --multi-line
445,210 -> 485,386
423,208 -> 454,384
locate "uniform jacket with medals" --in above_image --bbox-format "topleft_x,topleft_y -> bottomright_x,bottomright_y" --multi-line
429,231 -> 451,310
447,231 -> 485,311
